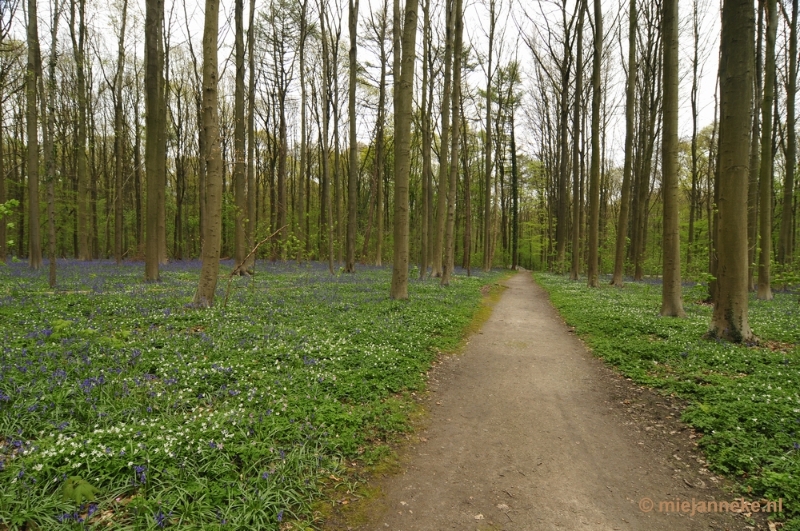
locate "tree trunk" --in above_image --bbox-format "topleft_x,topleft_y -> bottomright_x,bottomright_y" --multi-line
390,0 -> 419,299
757,0 -> 776,300
345,0 -> 359,272
660,0 -> 685,316
442,0 -> 462,286
779,0 -> 797,265
26,0 -> 42,269
571,0 -> 585,280
431,0 -> 454,278
587,0 -> 602,287
69,0 -> 89,261
711,0 -> 754,341
297,0 -> 309,263
144,0 -> 164,280
375,0 -> 388,267
194,0 -> 223,306
245,0 -> 256,269
114,0 -> 128,263
748,3 -> 763,291
233,0 -> 247,269
482,0 -> 496,272
611,0 -> 636,286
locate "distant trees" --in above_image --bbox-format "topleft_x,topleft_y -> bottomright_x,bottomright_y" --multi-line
0,0 -> 796,316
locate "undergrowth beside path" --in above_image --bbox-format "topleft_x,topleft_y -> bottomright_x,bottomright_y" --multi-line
0,260 -> 501,530
535,272 -> 800,529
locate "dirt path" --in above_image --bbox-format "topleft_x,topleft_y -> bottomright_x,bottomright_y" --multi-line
333,272 -> 769,531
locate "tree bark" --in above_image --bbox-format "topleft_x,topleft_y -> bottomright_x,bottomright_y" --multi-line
193,0 -> 223,306
233,0 -> 247,269
390,0 -> 419,299
144,0 -> 164,280
114,0 -> 128,263
26,0 -> 42,269
611,0 -> 636,286
442,0 -> 463,286
345,0 -> 359,272
482,0 -> 496,272
431,0 -> 454,278
757,0 -> 776,300
297,0 -> 309,263
779,0 -> 797,264
69,0 -> 89,261
660,0 -> 685,316
245,0 -> 256,269
587,0 -> 602,287
571,0 -> 585,281
711,0 -> 754,342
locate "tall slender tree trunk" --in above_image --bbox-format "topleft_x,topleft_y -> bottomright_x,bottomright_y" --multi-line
757,0 -> 776,300
193,0 -> 223,306
345,0 -> 359,272
375,0 -> 388,267
0,98 -> 5,263
70,0 -> 90,261
779,0 -> 797,264
114,0 -> 128,263
442,0 -> 462,286
661,0 -> 685,316
320,0 -> 335,274
748,4 -> 764,291
461,102 -> 471,273
712,0 -> 754,341
390,0 -> 419,299
687,0 -> 700,268
571,0 -> 585,280
26,0 -> 42,269
587,0 -> 602,287
144,0 -> 164,280
298,0 -> 308,263
482,0 -> 496,272
432,0 -> 454,278
419,0 -> 431,275
233,0 -> 246,269
245,0 -> 256,270
41,0 -> 60,285
611,0 -> 636,286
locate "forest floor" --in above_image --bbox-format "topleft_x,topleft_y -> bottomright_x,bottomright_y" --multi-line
324,271 -> 771,531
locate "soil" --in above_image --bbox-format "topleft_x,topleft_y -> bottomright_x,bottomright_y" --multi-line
323,272 -> 773,531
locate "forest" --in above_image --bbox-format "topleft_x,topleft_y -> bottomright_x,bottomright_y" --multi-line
0,0 -> 793,303
1,0 -> 800,526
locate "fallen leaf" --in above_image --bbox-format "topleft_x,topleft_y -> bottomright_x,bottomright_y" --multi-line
474,514 -> 484,520
497,503 -> 509,510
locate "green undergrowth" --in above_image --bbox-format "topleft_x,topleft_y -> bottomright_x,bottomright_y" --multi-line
535,272 -> 800,528
0,260 -> 502,530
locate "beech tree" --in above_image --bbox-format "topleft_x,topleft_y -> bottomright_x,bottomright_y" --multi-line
711,0 -> 755,341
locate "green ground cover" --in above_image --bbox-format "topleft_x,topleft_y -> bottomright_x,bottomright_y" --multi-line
535,272 -> 800,528
0,260 -> 500,530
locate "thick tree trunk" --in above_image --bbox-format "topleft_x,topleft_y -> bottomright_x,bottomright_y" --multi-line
390,0 -> 419,299
711,0 -> 754,342
660,0 -> 685,316
587,0 -> 602,287
345,0 -> 359,272
193,0 -> 223,306
757,0 -> 776,300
